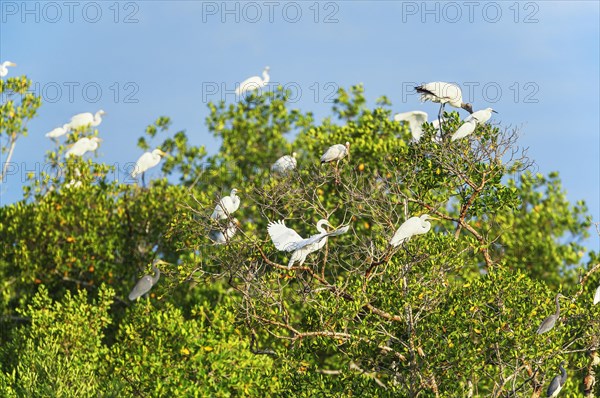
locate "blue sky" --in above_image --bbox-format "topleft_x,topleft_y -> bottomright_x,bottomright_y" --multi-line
1,1 -> 599,252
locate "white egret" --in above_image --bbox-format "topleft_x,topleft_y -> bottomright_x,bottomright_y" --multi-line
267,219 -> 350,268
321,142 -> 350,182
593,285 -> 600,305
450,119 -> 477,141
66,110 -> 105,130
65,137 -> 102,158
45,124 -> 71,139
271,152 -> 297,175
236,66 -> 270,96
393,111 -> 428,142
536,293 -> 565,334
208,219 -> 240,245
65,179 -> 82,189
465,107 -> 497,124
211,189 -> 241,220
0,61 -> 16,77
546,362 -> 567,397
389,214 -> 438,247
131,149 -> 167,186
415,82 -> 473,126
128,260 -> 166,301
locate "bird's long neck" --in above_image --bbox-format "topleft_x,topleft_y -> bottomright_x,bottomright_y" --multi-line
555,295 -> 561,317
559,364 -> 567,384
92,112 -> 102,126
262,70 -> 270,84
152,266 -> 160,285
316,220 -> 328,234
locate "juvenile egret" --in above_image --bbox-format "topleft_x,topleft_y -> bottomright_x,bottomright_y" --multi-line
546,362 -> 567,397
389,214 -> 438,247
594,285 -> 600,305
0,61 -> 16,77
65,137 -> 102,157
66,110 -> 105,130
415,82 -> 473,124
236,66 -> 270,96
131,149 -> 167,185
208,219 -> 239,245
267,219 -> 350,268
393,111 -> 428,142
450,119 -> 477,141
45,124 -> 71,139
211,189 -> 241,220
128,260 -> 166,301
536,293 -> 565,334
271,152 -> 297,175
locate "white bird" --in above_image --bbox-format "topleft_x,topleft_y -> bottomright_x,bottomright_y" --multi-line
208,219 -> 240,245
394,111 -> 428,142
450,119 -> 477,141
267,219 -> 350,268
65,137 -> 102,157
66,110 -> 105,130
131,149 -> 167,178
0,61 -> 17,78
45,124 -> 71,139
415,82 -> 473,124
271,152 -> 297,175
211,189 -> 241,220
594,285 -> 600,305
389,214 -> 438,247
236,66 -> 270,96
128,260 -> 167,301
321,142 -> 350,164
465,107 -> 497,124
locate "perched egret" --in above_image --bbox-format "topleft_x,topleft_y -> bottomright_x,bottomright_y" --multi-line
451,119 -> 477,141
389,214 -> 438,247
211,189 -> 241,220
594,285 -> 600,305
208,219 -> 240,245
536,293 -> 565,334
131,149 -> 167,185
45,124 -> 71,139
394,111 -> 428,142
546,362 -> 567,397
465,107 -> 497,124
271,152 -> 297,175
267,219 -> 350,268
65,137 -> 102,157
128,260 -> 166,301
0,61 -> 17,77
66,110 -> 105,130
321,142 -> 350,182
415,82 -> 473,125
236,66 -> 270,96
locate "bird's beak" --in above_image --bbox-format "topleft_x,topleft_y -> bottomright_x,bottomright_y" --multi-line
9,62 -> 17,67
158,150 -> 168,156
154,259 -> 170,267
96,138 -> 104,142
428,216 -> 440,221
492,110 -> 498,114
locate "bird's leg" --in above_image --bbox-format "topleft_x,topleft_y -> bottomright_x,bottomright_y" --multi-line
334,160 -> 341,184
438,103 -> 444,136
141,172 -> 146,188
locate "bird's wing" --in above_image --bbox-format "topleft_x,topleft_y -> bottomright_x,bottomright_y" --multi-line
128,276 -> 153,300
132,152 -> 153,176
594,285 -> 600,305
546,375 -> 562,397
320,145 -> 342,163
296,225 -> 350,249
451,120 -> 477,141
389,218 -> 419,247
236,76 -> 262,94
267,220 -> 305,251
536,315 -> 555,334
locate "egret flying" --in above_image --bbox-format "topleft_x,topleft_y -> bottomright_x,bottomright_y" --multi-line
390,214 -> 438,247
415,82 -> 473,125
0,61 -> 16,77
536,293 -> 565,334
546,362 -> 567,397
236,66 -> 270,96
128,260 -> 166,301
211,189 -> 241,220
45,124 -> 71,139
267,219 -> 350,268
271,152 -> 297,175
66,110 -> 105,130
131,149 -> 167,185
65,137 -> 102,158
393,111 -> 428,142
208,219 -> 239,245
594,285 -> 600,305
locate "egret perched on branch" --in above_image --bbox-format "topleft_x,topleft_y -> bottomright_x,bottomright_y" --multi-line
0,61 -> 16,77
236,66 -> 270,96
271,152 -> 297,175
65,137 -> 102,157
131,148 -> 167,185
211,189 -> 241,220
389,214 -> 438,247
594,285 -> 600,305
546,362 -> 567,397
536,293 -> 565,334
465,107 -> 497,124
393,111 -> 428,142
66,110 -> 105,130
451,108 -> 498,141
267,219 -> 350,268
45,124 -> 71,139
415,82 -> 473,125
128,259 -> 167,301
321,142 -> 350,182
209,219 -> 240,245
